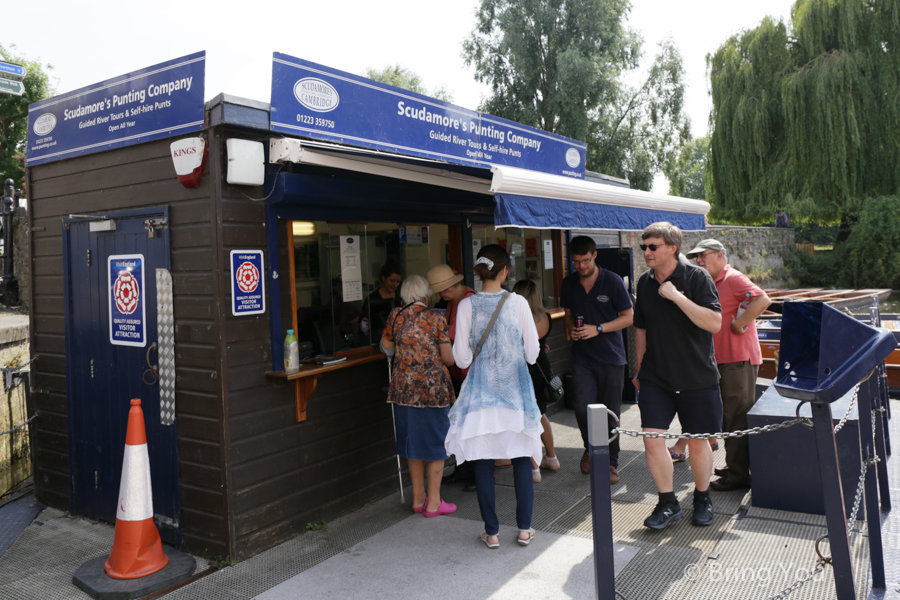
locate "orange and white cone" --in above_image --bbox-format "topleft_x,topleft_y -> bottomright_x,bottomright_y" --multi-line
104,399 -> 169,579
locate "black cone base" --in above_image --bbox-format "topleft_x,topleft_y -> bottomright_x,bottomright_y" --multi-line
72,546 -> 196,600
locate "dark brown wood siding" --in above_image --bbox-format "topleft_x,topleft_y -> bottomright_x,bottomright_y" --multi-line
213,127 -> 397,561
26,134 -> 230,558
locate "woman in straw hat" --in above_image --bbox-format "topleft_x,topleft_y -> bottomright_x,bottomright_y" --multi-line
426,265 -> 476,390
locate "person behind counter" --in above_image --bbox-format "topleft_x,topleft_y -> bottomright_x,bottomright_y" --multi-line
381,275 -> 458,518
360,262 -> 402,342
445,245 -> 542,549
511,279 -> 560,483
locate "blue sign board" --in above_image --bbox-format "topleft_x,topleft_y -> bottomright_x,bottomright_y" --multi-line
27,52 -> 205,166
231,250 -> 266,316
0,61 -> 26,78
108,254 -> 146,347
270,54 -> 586,179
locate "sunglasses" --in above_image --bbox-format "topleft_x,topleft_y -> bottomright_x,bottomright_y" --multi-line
639,243 -> 668,252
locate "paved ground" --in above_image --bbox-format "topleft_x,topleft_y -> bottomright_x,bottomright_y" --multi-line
2,393 -> 891,599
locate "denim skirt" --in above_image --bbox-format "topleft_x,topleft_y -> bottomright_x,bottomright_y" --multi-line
393,404 -> 450,461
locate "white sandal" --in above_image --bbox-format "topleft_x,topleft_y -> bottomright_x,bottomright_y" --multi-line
517,528 -> 535,546
540,454 -> 560,471
480,531 -> 500,549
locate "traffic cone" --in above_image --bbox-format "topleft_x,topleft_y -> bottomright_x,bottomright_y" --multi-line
104,399 -> 169,579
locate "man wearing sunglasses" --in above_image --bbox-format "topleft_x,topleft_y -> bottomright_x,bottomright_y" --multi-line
633,222 -> 723,530
560,236 -> 634,483
686,239 -> 771,493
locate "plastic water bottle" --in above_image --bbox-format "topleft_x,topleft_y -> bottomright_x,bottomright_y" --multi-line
284,329 -> 299,373
736,293 -> 751,320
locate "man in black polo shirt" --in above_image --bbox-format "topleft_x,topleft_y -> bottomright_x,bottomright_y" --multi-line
560,236 -> 634,483
633,222 -> 722,530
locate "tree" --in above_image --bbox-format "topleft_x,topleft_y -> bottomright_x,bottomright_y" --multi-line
462,0 -> 690,190
365,65 -> 453,103
707,0 -> 900,224
0,44 -> 55,192
666,136 -> 709,200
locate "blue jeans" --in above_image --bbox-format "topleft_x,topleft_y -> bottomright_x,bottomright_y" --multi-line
572,362 -> 624,467
472,457 -> 533,535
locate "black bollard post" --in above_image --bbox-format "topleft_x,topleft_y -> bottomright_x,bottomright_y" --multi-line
857,376 -> 886,588
587,404 -> 616,600
0,179 -> 18,306
811,402 -> 856,599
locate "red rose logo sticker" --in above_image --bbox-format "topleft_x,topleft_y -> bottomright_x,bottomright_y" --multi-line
113,272 -> 140,314
236,261 -> 260,293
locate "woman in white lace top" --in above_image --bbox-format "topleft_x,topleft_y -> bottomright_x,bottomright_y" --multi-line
445,244 -> 541,549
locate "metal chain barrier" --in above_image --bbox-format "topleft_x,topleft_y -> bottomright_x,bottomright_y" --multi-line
765,559 -> 828,600
0,412 -> 36,437
832,385 -> 859,435
614,416 -> 812,442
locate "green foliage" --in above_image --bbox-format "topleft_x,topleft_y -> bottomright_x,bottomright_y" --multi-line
786,196 -> 900,287
666,136 -> 708,199
306,520 -> 326,531
463,0 -> 689,190
792,221 -> 839,245
707,0 -> 900,222
365,65 -> 453,103
0,45 -> 55,190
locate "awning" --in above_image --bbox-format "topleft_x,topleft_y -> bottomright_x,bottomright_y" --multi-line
490,166 -> 709,231
268,139 -> 709,231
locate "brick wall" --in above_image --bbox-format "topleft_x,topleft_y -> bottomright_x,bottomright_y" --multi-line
620,226 -> 797,289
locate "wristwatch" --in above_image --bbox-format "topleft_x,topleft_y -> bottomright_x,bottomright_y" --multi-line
597,324 -> 604,333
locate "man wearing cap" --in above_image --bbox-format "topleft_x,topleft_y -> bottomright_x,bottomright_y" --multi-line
687,239 -> 771,492
633,222 -> 722,530
427,264 -> 477,491
560,236 -> 633,483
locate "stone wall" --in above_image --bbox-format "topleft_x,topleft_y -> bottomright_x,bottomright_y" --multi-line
0,318 -> 30,468
620,226 -> 797,288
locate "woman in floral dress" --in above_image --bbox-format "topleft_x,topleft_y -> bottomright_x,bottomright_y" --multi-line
382,275 -> 457,517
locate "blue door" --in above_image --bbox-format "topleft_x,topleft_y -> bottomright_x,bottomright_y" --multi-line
63,206 -> 180,544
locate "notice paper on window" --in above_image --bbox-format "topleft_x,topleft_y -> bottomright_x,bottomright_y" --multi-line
340,236 -> 363,302
543,239 -> 554,269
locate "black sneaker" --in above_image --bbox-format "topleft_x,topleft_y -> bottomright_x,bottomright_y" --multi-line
692,495 -> 714,526
643,501 -> 683,530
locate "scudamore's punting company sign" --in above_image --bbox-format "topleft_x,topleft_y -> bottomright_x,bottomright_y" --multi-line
27,52 -> 206,166
270,53 -> 586,179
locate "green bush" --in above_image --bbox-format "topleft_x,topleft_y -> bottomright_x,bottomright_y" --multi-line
836,196 -> 900,289
786,196 -> 900,289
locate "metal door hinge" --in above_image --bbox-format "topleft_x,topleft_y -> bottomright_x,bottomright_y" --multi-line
90,359 -> 94,379
86,249 -> 91,267
94,471 -> 98,489
144,217 -> 168,238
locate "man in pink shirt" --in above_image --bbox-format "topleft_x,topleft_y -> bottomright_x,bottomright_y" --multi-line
686,239 -> 771,491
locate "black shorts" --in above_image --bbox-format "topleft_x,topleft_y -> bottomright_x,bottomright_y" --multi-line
638,380 -> 723,435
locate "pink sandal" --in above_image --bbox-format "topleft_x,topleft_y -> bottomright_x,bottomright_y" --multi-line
668,448 -> 686,462
423,499 -> 457,518
412,496 -> 428,514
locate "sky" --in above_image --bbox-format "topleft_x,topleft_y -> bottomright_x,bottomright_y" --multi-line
7,0 -> 795,191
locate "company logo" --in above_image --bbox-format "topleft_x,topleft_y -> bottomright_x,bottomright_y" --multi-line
346,237 -> 355,244
597,295 -> 609,303
236,262 -> 260,293
33,113 -> 57,136
172,147 -> 197,157
113,272 -> 140,315
294,78 -> 340,113
565,148 -> 581,168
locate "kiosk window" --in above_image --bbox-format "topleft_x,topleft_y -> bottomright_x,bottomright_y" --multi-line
472,225 -> 556,308
289,220 -> 450,355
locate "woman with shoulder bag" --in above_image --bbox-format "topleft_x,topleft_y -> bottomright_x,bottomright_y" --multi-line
381,275 -> 457,518
445,245 -> 542,549
512,279 -> 561,483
